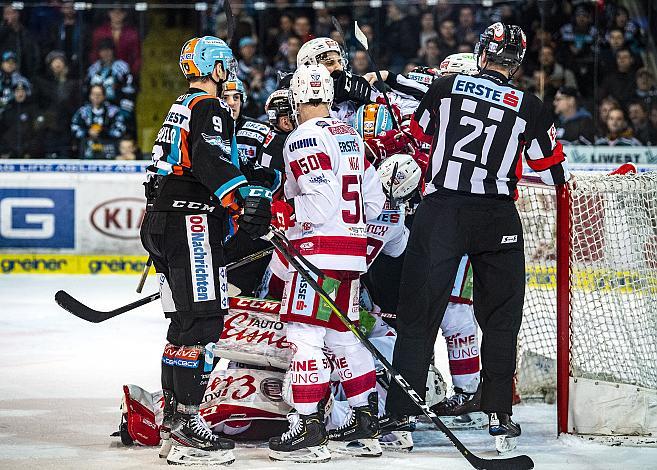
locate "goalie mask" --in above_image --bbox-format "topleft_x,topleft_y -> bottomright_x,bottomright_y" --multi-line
354,103 -> 394,140
440,53 -> 478,76
377,153 -> 422,204
288,64 -> 334,125
297,37 -> 347,72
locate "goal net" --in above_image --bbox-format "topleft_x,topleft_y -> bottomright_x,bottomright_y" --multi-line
517,172 -> 657,441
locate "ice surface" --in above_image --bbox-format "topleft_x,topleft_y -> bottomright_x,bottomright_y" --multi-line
1,275 -> 656,469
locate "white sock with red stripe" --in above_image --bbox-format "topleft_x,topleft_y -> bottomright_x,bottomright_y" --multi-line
286,323 -> 331,415
326,329 -> 376,408
441,302 -> 480,393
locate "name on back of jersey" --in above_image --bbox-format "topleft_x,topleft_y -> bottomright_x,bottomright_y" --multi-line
452,75 -> 524,111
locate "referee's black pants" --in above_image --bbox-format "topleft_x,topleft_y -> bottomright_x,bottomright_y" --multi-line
385,189 -> 525,416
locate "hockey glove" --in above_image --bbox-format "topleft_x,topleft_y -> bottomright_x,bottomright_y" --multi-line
240,158 -> 281,192
331,70 -> 372,105
237,185 -> 272,240
364,129 -> 413,165
271,199 -> 295,231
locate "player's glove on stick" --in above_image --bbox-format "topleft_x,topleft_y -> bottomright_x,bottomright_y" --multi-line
271,199 -> 295,231
331,70 -> 372,105
237,185 -> 272,239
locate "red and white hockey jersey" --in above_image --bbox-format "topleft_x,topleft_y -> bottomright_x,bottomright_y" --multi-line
283,116 -> 385,272
366,201 -> 409,267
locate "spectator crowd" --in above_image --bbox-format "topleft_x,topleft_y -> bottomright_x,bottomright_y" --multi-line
1,0 -> 656,159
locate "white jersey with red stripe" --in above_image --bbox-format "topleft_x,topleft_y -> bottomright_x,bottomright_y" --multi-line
283,116 -> 385,272
366,201 -> 409,267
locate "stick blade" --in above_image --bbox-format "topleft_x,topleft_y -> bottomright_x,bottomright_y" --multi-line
470,454 -> 534,470
354,20 -> 368,50
55,290 -> 113,323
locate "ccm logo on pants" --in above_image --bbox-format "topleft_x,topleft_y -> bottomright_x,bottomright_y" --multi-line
186,214 -> 216,302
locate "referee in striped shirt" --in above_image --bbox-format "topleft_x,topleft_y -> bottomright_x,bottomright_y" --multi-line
384,23 -> 570,443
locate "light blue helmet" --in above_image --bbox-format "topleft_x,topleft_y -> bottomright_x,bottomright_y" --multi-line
179,36 -> 236,79
223,76 -> 247,105
354,103 -> 394,140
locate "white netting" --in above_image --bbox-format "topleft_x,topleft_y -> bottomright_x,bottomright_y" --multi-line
517,172 -> 657,402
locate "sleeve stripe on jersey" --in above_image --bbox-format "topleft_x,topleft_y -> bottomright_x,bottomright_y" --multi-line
289,152 -> 332,179
525,141 -> 566,172
215,174 -> 247,206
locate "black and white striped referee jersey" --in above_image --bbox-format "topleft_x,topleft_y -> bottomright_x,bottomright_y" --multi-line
410,70 -> 570,198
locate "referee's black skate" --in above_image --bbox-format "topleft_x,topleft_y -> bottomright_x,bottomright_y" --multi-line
268,411 -> 330,463
378,413 -> 417,433
328,392 -> 382,457
167,410 -> 235,466
430,383 -> 487,430
488,412 -> 521,454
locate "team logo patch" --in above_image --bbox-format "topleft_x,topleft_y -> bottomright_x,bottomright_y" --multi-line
186,214 -> 216,302
260,377 -> 284,402
501,235 -> 518,244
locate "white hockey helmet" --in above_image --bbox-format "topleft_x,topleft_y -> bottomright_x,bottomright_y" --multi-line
439,53 -> 479,76
289,64 -> 334,124
297,37 -> 346,69
377,153 -> 422,202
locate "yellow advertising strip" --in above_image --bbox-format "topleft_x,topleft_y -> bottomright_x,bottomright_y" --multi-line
526,264 -> 657,294
0,254 -> 150,275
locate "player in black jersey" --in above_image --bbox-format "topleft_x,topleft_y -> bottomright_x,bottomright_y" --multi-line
384,23 -> 570,453
221,76 -> 271,163
258,88 -> 294,174
219,76 -> 281,296
140,36 -> 271,465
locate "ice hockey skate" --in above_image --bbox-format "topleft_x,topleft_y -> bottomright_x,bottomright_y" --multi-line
167,412 -> 235,466
488,412 -> 521,454
430,383 -> 487,430
328,392 -> 382,457
268,411 -> 331,463
378,431 -> 414,452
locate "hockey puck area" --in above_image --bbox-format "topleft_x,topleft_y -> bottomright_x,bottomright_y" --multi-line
2,276 -> 657,469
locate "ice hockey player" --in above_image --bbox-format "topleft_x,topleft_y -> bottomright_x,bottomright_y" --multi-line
385,23 -> 570,454
221,76 -> 271,163
219,76 -> 280,296
297,37 -> 373,123
259,88 -> 295,174
141,36 -> 272,465
267,63 -> 385,462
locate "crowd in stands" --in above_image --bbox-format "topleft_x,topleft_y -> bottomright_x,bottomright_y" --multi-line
0,0 -> 656,159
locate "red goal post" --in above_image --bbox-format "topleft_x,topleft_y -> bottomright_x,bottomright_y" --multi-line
516,167 -> 657,443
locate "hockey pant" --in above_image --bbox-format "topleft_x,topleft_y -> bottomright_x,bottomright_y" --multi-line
141,211 -> 230,409
386,191 -> 524,416
285,322 -> 377,416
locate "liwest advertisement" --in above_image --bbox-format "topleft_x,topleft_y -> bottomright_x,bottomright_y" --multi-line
0,160 -> 149,273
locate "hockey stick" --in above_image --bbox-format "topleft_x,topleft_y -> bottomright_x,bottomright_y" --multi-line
268,228 -> 533,470
353,21 -> 400,130
55,247 -> 275,323
136,256 -> 152,293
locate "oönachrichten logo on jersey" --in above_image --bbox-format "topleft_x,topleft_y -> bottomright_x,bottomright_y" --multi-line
185,214 -> 216,302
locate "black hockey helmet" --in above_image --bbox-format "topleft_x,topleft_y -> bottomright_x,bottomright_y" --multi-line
265,88 -> 292,126
475,22 -> 526,72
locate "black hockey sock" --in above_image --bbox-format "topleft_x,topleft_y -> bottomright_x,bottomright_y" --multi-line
172,344 -> 211,407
